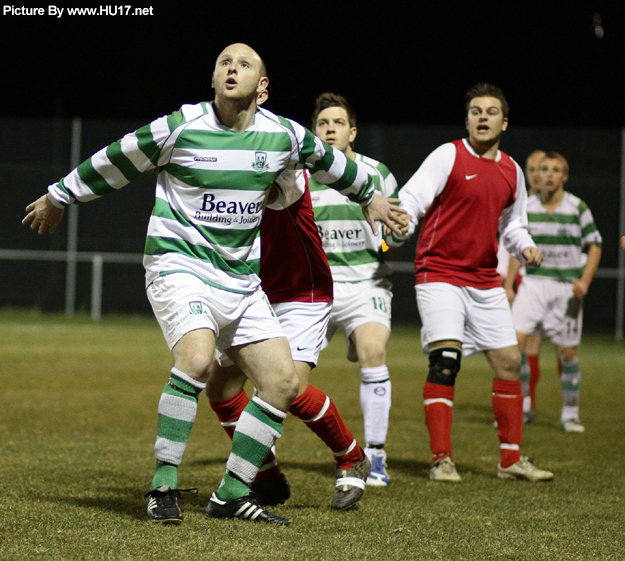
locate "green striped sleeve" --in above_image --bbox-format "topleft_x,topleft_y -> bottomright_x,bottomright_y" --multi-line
166,110 -> 186,133
277,115 -> 296,137
106,142 -> 141,182
135,122 -> 163,167
581,222 -> 599,238
76,158 -> 114,197
577,200 -> 589,214
299,129 -> 320,164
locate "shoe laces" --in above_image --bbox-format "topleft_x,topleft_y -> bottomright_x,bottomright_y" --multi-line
145,486 -> 198,504
516,456 -> 535,469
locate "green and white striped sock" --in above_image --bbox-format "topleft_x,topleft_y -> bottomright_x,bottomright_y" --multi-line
560,358 -> 581,412
152,368 -> 205,489
217,395 -> 286,501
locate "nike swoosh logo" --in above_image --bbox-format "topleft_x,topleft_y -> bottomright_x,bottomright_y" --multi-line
466,174 -> 478,180
296,346 -> 308,351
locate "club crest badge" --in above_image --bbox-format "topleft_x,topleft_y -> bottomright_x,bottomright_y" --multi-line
189,301 -> 204,315
251,151 -> 269,172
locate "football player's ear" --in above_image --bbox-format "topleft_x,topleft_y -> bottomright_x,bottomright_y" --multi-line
257,88 -> 268,106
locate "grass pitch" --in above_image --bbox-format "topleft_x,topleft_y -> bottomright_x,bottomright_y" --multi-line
0,309 -> 624,560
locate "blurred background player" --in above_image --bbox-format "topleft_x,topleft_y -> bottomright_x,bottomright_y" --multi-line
499,150 -> 549,422
507,152 -> 602,432
310,93 -> 411,487
400,83 -> 553,483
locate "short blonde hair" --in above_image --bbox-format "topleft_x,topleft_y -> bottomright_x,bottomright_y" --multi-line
542,151 -> 569,175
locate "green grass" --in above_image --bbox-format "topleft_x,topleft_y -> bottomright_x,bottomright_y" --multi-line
1,309 -> 624,560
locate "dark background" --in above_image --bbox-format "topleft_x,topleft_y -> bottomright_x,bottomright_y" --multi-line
1,1 -> 624,127
1,2 -> 623,331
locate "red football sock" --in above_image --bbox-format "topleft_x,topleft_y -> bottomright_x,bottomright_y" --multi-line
423,382 -> 455,463
209,389 -> 281,481
289,385 -> 363,469
527,354 -> 540,410
492,379 -> 523,468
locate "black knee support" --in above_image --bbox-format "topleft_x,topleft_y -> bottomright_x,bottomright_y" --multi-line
426,347 -> 462,386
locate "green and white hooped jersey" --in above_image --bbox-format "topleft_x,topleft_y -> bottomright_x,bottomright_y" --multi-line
525,191 -> 602,282
310,152 -> 397,282
47,103 -> 375,294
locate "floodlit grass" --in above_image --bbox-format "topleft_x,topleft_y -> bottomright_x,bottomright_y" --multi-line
1,309 -> 624,560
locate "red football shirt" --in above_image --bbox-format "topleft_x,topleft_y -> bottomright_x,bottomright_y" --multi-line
414,139 -> 518,288
260,184 -> 333,304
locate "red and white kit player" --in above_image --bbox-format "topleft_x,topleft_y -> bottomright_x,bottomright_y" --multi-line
399,83 -> 554,482
206,170 -> 372,510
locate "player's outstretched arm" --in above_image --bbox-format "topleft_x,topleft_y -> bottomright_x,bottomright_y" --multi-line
362,194 -> 407,237
522,246 -> 543,267
23,194 -> 65,235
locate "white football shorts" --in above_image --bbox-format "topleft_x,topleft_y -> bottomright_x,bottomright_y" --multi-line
324,277 -> 392,361
272,301 -> 331,366
512,276 -> 583,347
147,272 -> 284,353
416,282 -> 517,356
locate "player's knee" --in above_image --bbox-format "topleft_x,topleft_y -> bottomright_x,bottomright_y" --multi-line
357,341 -> 386,366
275,365 -> 300,403
493,347 -> 522,380
175,352 -> 213,382
426,347 -> 462,386
559,347 -> 578,362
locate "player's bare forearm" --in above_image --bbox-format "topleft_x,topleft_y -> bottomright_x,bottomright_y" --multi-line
362,195 -> 407,236
505,256 -> 522,292
23,194 -> 65,235
522,246 -> 543,267
575,244 -> 602,298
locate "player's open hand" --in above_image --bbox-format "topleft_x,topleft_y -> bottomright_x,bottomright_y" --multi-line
362,195 -> 408,237
522,246 -> 543,267
23,194 -> 65,235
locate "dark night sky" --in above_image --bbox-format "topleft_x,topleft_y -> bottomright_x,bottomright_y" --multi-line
1,1 -> 624,128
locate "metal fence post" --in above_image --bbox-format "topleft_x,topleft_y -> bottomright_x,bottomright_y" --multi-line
91,254 -> 103,321
617,128 -> 625,340
64,117 -> 82,317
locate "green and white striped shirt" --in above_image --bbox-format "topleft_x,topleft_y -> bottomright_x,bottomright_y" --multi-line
47,103 -> 375,294
310,152 -> 398,282
525,191 -> 602,282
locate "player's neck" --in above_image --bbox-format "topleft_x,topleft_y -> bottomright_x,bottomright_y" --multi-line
468,136 -> 500,160
541,187 -> 564,212
344,146 -> 356,160
213,98 -> 257,132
